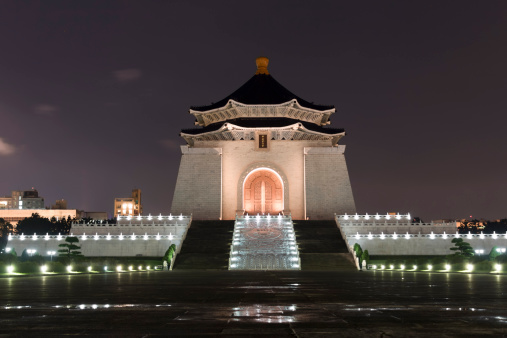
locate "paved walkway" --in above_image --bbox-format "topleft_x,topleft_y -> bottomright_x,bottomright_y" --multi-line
1,270 -> 507,336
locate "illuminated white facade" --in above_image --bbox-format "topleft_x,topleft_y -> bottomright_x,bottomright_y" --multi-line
171,58 -> 355,220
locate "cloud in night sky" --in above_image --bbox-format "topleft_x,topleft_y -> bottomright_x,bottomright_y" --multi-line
34,104 -> 58,117
112,68 -> 143,83
0,138 -> 16,156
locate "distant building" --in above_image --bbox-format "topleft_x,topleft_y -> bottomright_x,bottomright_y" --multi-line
51,199 -> 68,209
0,189 -> 44,210
0,209 -> 82,227
82,211 -> 108,220
114,189 -> 142,217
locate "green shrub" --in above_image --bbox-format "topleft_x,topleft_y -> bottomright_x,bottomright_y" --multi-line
431,256 -> 445,265
72,263 -> 88,272
474,261 -> 493,272
47,261 -> 66,273
56,256 -> 71,266
495,254 -> 507,264
28,254 -> 46,265
0,253 -> 17,264
16,262 -> 39,273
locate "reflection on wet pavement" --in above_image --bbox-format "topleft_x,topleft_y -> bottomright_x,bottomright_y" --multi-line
2,271 -> 507,336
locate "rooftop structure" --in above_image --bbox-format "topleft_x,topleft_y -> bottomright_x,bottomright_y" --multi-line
0,189 -> 44,210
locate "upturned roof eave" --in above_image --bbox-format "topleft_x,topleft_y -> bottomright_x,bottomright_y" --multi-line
180,122 -> 345,138
189,99 -> 335,116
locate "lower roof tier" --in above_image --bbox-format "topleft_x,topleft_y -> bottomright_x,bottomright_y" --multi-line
181,118 -> 344,135
180,118 -> 345,146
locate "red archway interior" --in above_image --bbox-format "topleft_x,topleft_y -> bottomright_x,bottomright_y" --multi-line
243,169 -> 283,214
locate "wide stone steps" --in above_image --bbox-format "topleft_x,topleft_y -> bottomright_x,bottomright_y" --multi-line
174,219 -> 356,271
173,220 -> 235,270
229,215 -> 300,270
293,220 -> 356,271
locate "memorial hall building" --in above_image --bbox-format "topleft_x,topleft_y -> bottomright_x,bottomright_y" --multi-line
171,57 -> 355,220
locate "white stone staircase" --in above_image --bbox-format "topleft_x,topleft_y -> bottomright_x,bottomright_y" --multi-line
228,215 -> 301,270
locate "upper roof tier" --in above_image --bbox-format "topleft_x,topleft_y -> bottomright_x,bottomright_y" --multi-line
189,57 -> 336,127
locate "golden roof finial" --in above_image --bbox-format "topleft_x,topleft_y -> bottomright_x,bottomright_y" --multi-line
255,57 -> 269,75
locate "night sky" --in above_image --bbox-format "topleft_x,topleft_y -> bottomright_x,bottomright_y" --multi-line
1,1 -> 506,221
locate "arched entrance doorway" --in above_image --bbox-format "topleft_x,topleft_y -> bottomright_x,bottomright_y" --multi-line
243,168 -> 283,215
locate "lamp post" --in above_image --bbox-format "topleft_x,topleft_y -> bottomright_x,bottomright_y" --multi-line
47,250 -> 56,261
27,249 -> 36,256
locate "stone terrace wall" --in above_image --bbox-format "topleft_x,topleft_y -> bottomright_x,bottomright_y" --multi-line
7,215 -> 192,257
335,214 -> 505,256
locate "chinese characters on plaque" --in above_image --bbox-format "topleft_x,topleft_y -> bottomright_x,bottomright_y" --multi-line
259,134 -> 268,149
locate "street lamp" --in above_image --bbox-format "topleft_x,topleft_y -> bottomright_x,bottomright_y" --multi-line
47,251 -> 56,261
27,249 -> 36,256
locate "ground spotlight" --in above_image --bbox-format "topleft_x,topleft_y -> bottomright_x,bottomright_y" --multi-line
7,265 -> 14,273
128,265 -> 133,271
427,264 -> 433,271
40,265 -> 48,273
389,265 -> 394,270
400,264 -> 405,270
116,265 -> 122,272
466,264 -> 474,272
413,265 -> 417,270
104,266 -> 108,272
445,264 -> 451,271
87,266 -> 92,272
495,264 -> 502,272
66,265 -> 72,273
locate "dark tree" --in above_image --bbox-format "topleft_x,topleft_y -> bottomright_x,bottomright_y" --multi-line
163,244 -> 177,265
58,237 -> 83,257
16,213 -> 74,235
457,220 -> 480,234
0,218 -> 13,250
483,219 -> 507,234
16,213 -> 53,235
450,238 -> 474,257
